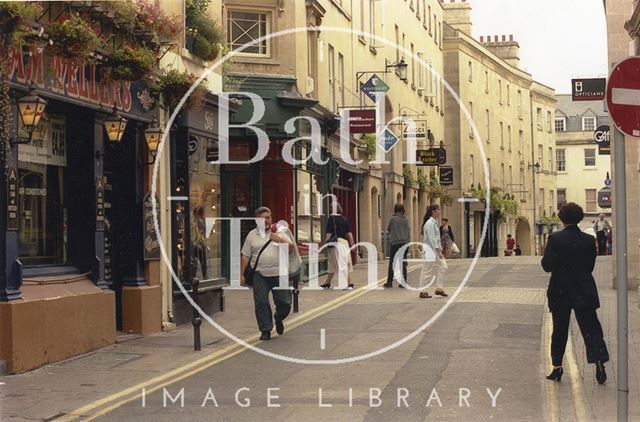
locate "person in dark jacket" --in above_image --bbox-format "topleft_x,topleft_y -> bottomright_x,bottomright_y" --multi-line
439,218 -> 455,257
385,203 -> 411,288
541,202 -> 609,384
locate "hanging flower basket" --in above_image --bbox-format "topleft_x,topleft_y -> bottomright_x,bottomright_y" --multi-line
108,45 -> 156,81
47,14 -> 101,60
0,2 -> 42,46
153,69 -> 206,111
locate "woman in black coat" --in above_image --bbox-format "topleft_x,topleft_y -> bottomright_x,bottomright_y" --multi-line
541,202 -> 609,384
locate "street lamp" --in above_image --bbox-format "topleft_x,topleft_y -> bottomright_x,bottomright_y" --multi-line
355,57 -> 409,89
104,107 -> 127,143
385,58 -> 408,81
142,115 -> 161,165
10,86 -> 47,145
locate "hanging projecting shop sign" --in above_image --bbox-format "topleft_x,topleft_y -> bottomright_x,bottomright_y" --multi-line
594,125 -> 610,155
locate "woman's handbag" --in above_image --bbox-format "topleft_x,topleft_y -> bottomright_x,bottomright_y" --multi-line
450,242 -> 460,255
244,240 -> 272,287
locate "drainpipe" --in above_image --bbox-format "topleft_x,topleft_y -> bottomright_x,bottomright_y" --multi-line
529,94 -> 538,256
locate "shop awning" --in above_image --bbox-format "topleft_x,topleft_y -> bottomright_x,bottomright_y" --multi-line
337,160 -> 365,174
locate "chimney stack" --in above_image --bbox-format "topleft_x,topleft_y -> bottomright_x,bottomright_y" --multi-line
479,34 -> 521,69
442,0 -> 472,36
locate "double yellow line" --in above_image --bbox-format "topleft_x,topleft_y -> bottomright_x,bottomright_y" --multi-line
56,266 -> 421,421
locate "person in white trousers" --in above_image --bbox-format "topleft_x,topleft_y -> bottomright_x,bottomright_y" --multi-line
418,204 -> 448,299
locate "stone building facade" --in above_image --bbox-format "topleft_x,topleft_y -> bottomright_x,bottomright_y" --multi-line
442,0 -> 556,257
555,95 -> 611,230
604,0 -> 640,290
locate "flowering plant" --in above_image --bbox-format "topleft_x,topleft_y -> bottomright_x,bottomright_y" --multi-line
47,13 -> 101,60
152,69 -> 207,111
108,45 -> 156,81
185,0 -> 223,61
135,0 -> 181,42
0,2 -> 42,47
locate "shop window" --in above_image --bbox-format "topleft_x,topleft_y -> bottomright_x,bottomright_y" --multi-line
185,135 -> 222,281
18,115 -> 67,265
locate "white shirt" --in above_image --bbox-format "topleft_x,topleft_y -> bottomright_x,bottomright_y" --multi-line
241,228 -> 288,277
422,217 -> 442,256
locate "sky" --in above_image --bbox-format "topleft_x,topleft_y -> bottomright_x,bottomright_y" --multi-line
470,0 -> 608,94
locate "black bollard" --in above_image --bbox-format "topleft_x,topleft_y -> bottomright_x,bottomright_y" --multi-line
191,277 -> 201,351
292,279 -> 299,313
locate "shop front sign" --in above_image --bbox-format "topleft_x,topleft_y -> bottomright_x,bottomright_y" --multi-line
594,124 -> 610,155
416,148 -> 446,166
347,109 -> 376,133
9,44 -> 155,117
439,166 -> 454,185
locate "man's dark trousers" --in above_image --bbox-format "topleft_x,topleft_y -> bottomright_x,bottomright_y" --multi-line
386,242 -> 408,286
253,273 -> 292,332
596,231 -> 607,255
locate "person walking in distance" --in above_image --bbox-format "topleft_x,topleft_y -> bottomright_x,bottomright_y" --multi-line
321,203 -> 355,289
440,218 -> 455,258
385,203 -> 411,288
418,204 -> 448,299
542,203 -> 609,384
593,213 -> 611,256
505,234 -> 516,257
241,207 -> 294,341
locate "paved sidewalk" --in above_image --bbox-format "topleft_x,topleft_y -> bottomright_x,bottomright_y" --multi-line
568,256 -> 640,420
0,259 -> 405,421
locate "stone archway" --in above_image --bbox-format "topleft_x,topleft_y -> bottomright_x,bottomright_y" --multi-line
516,218 -> 532,256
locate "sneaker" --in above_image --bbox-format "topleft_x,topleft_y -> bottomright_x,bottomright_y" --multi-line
419,292 -> 432,299
276,321 -> 284,336
260,331 -> 271,341
435,289 -> 448,297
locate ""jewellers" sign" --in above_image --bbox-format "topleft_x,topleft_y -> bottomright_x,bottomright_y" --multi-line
8,44 -> 155,117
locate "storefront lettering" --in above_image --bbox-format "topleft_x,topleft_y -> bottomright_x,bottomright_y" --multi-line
18,187 -> 47,196
7,168 -> 18,230
9,44 -> 132,113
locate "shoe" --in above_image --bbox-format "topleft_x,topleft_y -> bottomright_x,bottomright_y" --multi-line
276,321 -> 284,336
320,283 -> 331,289
435,289 -> 448,297
546,367 -> 563,382
419,292 -> 432,299
398,284 -> 406,288
596,361 -> 607,384
383,283 -> 393,288
259,331 -> 271,341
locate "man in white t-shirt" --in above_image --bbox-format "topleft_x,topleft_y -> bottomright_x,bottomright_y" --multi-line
241,207 -> 294,341
592,214 -> 611,256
